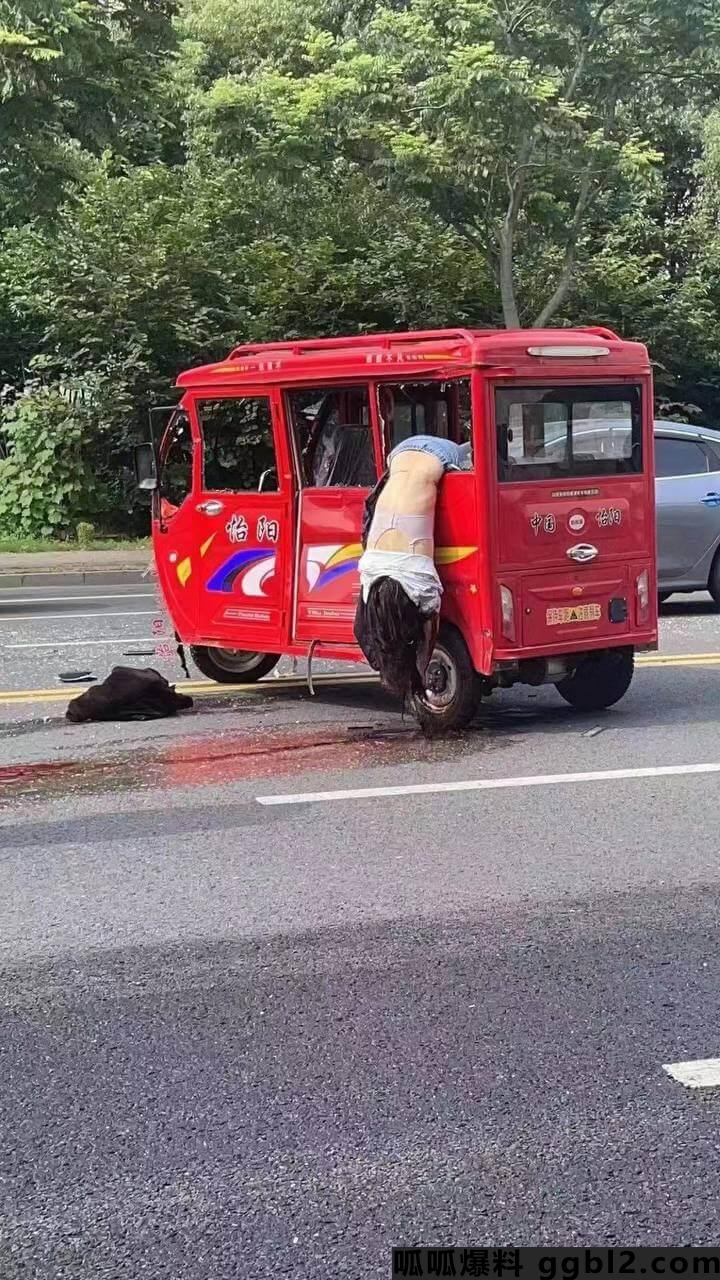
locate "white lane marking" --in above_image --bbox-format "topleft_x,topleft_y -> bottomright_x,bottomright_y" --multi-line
0,610 -> 156,624
663,1058 -> 720,1088
0,592 -> 153,606
257,761 -> 720,807
4,637 -> 157,650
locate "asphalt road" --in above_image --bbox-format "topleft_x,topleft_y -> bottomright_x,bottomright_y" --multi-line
2,584 -> 720,1276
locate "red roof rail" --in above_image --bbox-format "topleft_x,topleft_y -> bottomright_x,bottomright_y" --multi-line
576,326 -> 619,341
227,328 -> 481,361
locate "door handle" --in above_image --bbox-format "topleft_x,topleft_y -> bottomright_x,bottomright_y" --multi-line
196,499 -> 224,516
567,543 -> 598,563
701,493 -> 720,507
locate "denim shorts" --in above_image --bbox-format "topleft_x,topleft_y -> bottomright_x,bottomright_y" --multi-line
388,435 -> 463,471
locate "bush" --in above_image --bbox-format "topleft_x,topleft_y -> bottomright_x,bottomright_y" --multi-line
76,521 -> 96,546
0,387 -> 101,538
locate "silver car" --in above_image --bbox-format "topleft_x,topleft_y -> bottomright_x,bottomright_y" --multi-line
655,420 -> 720,604
537,416 -> 720,603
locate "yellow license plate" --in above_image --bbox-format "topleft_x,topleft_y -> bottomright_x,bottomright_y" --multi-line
546,603 -> 602,625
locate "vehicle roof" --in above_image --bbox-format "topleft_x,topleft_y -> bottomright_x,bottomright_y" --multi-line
654,419 -> 720,440
176,327 -> 651,391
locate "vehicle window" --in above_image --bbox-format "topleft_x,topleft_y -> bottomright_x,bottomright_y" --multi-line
702,440 -> 720,471
381,380 -> 472,454
199,397 -> 278,492
655,437 -> 709,478
159,412 -> 193,508
496,385 -> 642,482
702,440 -> 717,471
287,386 -> 376,488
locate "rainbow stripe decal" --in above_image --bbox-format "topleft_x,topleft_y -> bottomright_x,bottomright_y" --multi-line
207,548 -> 277,595
306,543 -> 476,591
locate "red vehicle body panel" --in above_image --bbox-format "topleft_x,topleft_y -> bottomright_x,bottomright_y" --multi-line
151,327 -> 657,676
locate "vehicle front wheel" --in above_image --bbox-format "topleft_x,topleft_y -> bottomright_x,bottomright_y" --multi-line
555,648 -> 634,712
190,645 -> 280,684
412,625 -> 482,732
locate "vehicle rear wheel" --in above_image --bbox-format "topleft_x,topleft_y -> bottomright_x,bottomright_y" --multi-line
190,645 -> 280,684
412,625 -> 482,732
555,647 -> 634,712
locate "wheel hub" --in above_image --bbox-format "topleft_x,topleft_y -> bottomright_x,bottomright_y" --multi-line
426,659 -> 449,695
213,648 -> 263,674
422,648 -> 457,710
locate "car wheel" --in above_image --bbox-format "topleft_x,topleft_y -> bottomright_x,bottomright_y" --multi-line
190,645 -> 280,684
412,625 -> 482,731
555,648 -> 634,712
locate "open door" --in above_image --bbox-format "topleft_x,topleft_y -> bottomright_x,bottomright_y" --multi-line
288,384 -> 378,645
152,408 -> 201,639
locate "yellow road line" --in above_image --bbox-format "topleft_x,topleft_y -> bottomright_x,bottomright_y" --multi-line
0,672 -> 378,707
0,653 -> 717,708
637,652 -> 720,667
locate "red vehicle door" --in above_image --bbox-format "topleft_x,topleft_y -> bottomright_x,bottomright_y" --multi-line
492,378 -> 656,656
287,383 -> 379,646
187,389 -> 292,651
152,408 -> 201,639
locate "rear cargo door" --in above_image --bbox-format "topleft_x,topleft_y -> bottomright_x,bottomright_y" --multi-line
493,383 -> 651,649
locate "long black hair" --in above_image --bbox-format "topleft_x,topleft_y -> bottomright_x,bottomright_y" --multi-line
354,576 -> 428,702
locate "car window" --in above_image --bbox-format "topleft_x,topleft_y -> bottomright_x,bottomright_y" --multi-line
286,385 -> 376,488
381,380 -> 472,453
700,439 -> 720,472
199,397 -> 278,492
159,412 -> 193,508
655,437 -> 709,478
496,385 -> 641,482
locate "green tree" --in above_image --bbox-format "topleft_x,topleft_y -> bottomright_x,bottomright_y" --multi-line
0,0 -> 179,226
179,0 -> 720,326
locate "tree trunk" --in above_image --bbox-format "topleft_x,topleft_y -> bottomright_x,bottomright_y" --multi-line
532,168 -> 593,328
498,139 -> 533,328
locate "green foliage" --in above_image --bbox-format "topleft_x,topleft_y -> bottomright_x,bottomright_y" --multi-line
2,0 -> 720,535
179,0 -> 720,326
0,0 -> 180,226
76,520 -> 95,546
0,385 -> 100,536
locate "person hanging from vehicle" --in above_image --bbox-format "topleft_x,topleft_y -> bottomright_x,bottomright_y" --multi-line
353,435 -> 465,704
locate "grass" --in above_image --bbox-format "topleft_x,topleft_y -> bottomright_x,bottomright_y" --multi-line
0,536 -> 149,554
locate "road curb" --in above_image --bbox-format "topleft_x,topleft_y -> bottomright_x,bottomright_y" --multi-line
0,569 -> 150,590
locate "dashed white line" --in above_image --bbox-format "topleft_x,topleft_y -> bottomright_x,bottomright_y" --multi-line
4,637 -> 157,650
663,1058 -> 720,1088
0,610 -> 156,624
257,761 -> 720,807
0,592 -> 154,607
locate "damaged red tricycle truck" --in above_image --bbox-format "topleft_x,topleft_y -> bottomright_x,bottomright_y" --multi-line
135,327 -> 657,731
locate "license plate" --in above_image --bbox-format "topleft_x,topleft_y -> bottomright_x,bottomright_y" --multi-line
546,603 -> 602,625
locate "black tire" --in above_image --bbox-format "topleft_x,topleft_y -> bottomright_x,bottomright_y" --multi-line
190,645 -> 280,684
658,592 -> 671,605
555,647 -> 634,711
412,624 -> 482,731
708,553 -> 720,609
